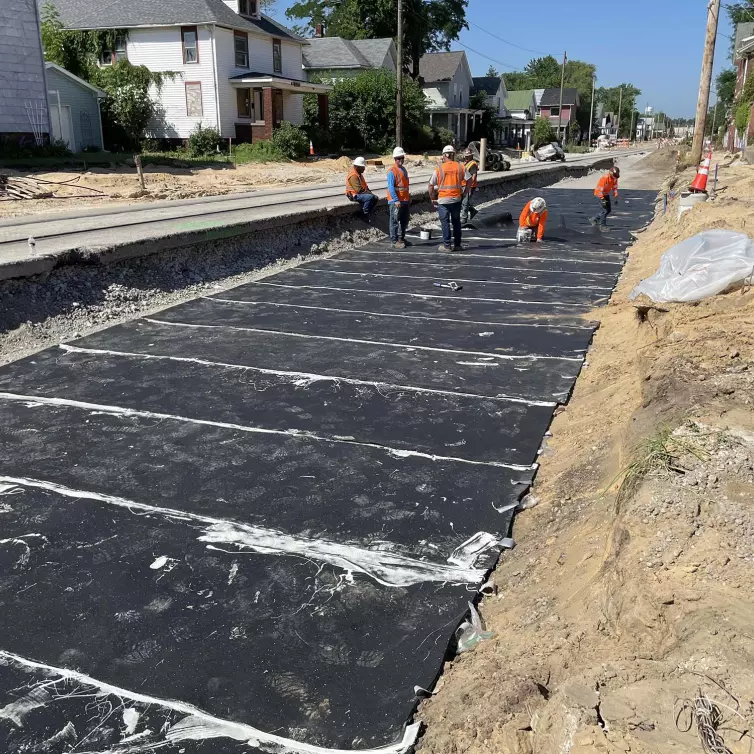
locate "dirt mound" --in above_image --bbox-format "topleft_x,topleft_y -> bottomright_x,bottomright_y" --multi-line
417,160 -> 754,754
639,147 -> 680,171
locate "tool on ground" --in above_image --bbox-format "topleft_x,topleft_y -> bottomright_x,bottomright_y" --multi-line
689,149 -> 712,193
433,281 -> 462,291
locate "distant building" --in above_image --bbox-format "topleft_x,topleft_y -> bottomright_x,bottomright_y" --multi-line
420,51 -> 479,144
727,22 -> 754,152
536,87 -> 581,141
501,89 -> 537,148
471,75 -> 508,145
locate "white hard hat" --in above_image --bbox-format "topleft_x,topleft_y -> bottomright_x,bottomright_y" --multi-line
393,147 -> 406,158
531,197 -> 547,212
442,145 -> 456,155
352,157 -> 366,167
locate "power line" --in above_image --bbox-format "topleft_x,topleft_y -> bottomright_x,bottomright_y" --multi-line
453,39 -> 519,70
465,20 -> 552,57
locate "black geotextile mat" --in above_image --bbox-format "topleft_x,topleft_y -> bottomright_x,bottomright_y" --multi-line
0,347 -> 553,465
157,296 -> 595,358
69,319 -> 583,403
0,186 -> 656,754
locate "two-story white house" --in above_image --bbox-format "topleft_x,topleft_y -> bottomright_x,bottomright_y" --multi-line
419,51 -> 479,144
44,0 -> 331,144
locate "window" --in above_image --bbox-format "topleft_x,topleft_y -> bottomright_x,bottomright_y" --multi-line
238,0 -> 258,16
182,26 -> 199,64
272,38 -> 282,73
115,35 -> 127,59
549,106 -> 560,116
101,50 -> 114,66
234,31 -> 249,67
237,88 -> 251,118
185,82 -> 203,116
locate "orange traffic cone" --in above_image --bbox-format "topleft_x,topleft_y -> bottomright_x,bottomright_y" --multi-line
689,149 -> 712,193
309,140 -> 315,156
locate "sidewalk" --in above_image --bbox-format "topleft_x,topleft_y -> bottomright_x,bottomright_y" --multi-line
0,151 -> 645,282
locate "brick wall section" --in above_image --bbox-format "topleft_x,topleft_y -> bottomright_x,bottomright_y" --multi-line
0,0 -> 49,136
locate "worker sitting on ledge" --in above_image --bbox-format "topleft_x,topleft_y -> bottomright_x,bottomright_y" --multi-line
345,157 -> 377,223
518,197 -> 548,242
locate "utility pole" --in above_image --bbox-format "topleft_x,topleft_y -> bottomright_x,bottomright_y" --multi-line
711,100 -> 719,140
396,0 -> 403,147
557,50 -> 567,143
630,109 -> 636,143
587,73 -> 596,148
616,86 -> 623,140
691,0 -> 721,164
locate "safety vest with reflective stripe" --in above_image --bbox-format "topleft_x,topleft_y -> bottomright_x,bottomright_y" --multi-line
386,164 -> 410,202
519,201 -> 548,241
346,168 -> 368,196
435,161 -> 466,201
594,173 -> 618,199
465,159 -> 478,189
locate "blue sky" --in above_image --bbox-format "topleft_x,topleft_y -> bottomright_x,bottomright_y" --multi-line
270,0 -> 735,118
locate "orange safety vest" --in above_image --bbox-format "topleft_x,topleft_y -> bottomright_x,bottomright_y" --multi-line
465,159 -> 478,189
434,160 -> 466,201
594,173 -> 618,199
386,164 -> 410,202
519,201 -> 548,241
346,168 -> 368,197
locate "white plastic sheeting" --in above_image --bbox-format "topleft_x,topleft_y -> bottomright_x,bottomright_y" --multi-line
630,230 -> 754,303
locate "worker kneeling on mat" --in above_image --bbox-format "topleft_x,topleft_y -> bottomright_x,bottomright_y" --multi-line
387,147 -> 412,249
346,157 -> 377,222
518,196 -> 548,243
428,145 -> 472,252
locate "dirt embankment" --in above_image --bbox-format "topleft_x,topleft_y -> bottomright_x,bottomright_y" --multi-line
417,155 -> 754,754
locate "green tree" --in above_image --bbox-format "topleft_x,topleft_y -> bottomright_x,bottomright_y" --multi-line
304,69 -> 428,152
524,55 -> 562,88
468,90 -> 500,142
594,84 -> 641,137
502,71 -> 531,91
533,117 -> 556,147
486,65 -> 500,77
286,0 -> 468,78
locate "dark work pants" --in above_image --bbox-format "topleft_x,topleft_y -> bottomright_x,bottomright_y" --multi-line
593,195 -> 612,226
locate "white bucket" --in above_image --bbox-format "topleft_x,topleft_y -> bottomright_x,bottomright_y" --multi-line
678,191 -> 708,219
516,227 -> 533,243
420,229 -> 432,240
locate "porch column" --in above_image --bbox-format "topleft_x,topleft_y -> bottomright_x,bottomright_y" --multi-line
317,94 -> 329,129
262,87 -> 274,140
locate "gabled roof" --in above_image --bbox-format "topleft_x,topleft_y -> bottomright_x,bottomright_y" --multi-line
419,51 -> 466,82
533,88 -> 545,105
504,89 -> 535,112
45,62 -> 107,96
539,87 -> 580,106
302,37 -> 394,70
472,76 -> 502,96
40,0 -> 303,40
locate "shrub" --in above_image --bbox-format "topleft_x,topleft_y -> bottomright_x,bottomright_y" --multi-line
187,124 -> 224,157
271,122 -> 309,159
436,127 -> 456,148
0,139 -> 71,158
233,140 -> 288,164
533,117 -> 556,148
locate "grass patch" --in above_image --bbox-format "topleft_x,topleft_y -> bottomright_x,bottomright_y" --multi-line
232,141 -> 288,164
612,426 -> 708,507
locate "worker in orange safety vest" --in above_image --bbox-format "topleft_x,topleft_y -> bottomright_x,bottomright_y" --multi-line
590,166 -> 620,228
345,156 -> 377,222
518,197 -> 548,242
461,148 -> 479,225
386,146 -> 411,249
428,145 -> 472,252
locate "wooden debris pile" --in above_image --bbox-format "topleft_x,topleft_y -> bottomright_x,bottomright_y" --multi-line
0,174 -> 54,200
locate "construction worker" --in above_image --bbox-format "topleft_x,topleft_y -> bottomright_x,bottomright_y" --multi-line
346,156 -> 377,222
461,147 -> 479,225
428,145 -> 472,252
387,146 -> 411,249
590,166 -> 620,228
519,197 -> 548,242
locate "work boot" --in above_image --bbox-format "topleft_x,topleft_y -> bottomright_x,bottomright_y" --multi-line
393,240 -> 406,250
453,244 -> 465,251
589,217 -> 599,227
437,244 -> 452,252
402,239 -> 413,247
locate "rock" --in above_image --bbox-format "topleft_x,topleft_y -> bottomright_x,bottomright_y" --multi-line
730,349 -> 740,358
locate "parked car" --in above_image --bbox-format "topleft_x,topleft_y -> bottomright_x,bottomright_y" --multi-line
534,142 -> 566,162
467,141 -> 511,172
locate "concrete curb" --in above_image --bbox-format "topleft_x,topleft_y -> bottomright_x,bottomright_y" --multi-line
0,155 -> 620,283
